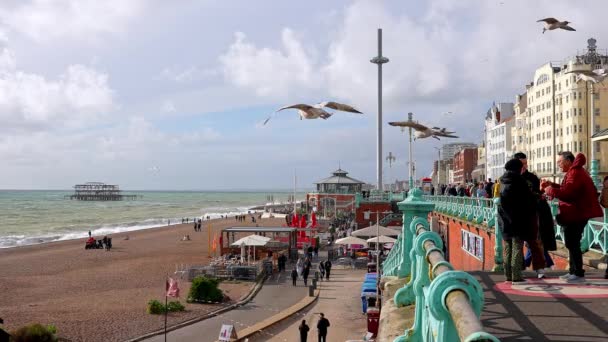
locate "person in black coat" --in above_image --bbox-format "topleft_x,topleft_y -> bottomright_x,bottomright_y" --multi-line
324,260 -> 332,280
317,313 -> 330,342
291,268 -> 298,286
514,152 -> 554,278
497,159 -> 537,283
299,320 -> 310,342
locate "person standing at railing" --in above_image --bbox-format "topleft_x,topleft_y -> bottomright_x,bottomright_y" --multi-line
485,178 -> 494,198
542,152 -> 603,283
514,152 -> 556,279
475,183 -> 487,198
497,158 -> 537,284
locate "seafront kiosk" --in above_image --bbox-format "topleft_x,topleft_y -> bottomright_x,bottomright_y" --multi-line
221,227 -> 298,260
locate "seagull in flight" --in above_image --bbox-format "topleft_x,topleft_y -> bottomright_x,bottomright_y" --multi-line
148,166 -> 160,173
537,18 -> 575,34
388,121 -> 458,140
263,101 -> 362,125
567,69 -> 608,84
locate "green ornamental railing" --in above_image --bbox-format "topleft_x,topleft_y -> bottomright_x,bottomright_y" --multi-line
383,189 -> 499,342
425,195 -> 608,255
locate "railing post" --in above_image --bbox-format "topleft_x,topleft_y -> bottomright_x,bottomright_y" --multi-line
395,188 -> 435,279
492,198 -> 503,272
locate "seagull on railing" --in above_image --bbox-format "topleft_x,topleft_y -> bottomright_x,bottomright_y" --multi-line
263,101 -> 362,125
537,18 -> 575,34
567,69 -> 608,84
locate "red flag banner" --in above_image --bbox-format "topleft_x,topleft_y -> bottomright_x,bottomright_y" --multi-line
311,212 -> 317,228
299,215 -> 306,228
166,277 -> 180,298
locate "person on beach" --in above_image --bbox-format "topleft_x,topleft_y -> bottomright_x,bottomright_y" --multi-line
291,268 -> 298,286
88,230 -> 91,237
299,319 -> 310,342
324,260 -> 332,280
317,313 -> 330,342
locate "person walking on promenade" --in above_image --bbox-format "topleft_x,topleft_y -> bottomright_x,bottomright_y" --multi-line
324,259 -> 332,280
543,152 -> 603,283
514,152 -> 556,278
497,159 -> 537,284
317,313 -> 330,342
299,320 -> 310,342
291,268 -> 298,286
318,260 -> 325,280
302,265 -> 310,286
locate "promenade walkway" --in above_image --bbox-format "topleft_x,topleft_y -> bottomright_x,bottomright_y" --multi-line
475,270 -> 608,341
248,267 -> 368,342
142,271 -> 306,342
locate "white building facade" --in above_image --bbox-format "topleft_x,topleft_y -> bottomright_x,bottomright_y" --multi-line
485,102 -> 515,181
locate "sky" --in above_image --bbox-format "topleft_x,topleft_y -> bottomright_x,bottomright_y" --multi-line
1,0 -> 607,190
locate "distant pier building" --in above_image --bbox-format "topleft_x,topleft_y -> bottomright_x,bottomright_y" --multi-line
69,182 -> 139,201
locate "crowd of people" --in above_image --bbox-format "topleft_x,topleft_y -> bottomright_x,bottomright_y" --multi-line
496,151 -> 608,283
437,179 -> 501,198
291,256 -> 332,286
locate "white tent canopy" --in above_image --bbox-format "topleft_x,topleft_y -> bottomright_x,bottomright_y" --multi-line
366,235 -> 397,243
351,224 -> 399,237
231,234 -> 271,247
335,236 -> 368,246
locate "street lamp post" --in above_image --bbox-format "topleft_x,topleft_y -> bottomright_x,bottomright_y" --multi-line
408,112 -> 415,192
371,28 -> 389,191
386,152 -> 396,192
590,82 -> 600,187
434,147 -> 441,189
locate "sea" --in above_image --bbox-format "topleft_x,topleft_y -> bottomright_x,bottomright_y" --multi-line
0,190 -> 303,248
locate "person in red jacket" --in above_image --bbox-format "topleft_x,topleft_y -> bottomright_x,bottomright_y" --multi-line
542,152 -> 603,283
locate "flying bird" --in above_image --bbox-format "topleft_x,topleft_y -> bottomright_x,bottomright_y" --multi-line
567,69 -> 608,84
388,121 -> 458,140
537,18 -> 575,34
148,166 -> 160,173
263,101 -> 362,125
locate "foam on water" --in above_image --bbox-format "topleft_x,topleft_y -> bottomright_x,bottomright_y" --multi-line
0,190 -> 298,249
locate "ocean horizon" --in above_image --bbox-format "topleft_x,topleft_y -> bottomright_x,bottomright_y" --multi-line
0,190 -> 306,248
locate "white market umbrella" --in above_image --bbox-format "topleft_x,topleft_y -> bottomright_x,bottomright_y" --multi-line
231,234 -> 270,247
335,236 -> 368,247
366,235 -> 397,244
231,235 -> 270,264
351,224 -> 399,237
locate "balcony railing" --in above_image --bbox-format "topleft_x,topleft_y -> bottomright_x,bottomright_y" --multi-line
425,195 -> 608,255
355,191 -> 407,207
382,190 -> 499,342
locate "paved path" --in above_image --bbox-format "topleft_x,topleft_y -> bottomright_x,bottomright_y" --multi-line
248,268 -> 369,342
142,271 -> 306,342
473,270 -> 608,341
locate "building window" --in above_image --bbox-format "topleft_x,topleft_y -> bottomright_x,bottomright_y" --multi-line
566,79 -> 569,87
573,108 -> 577,116
560,128 -> 563,135
566,127 -> 569,135
542,89 -> 545,96
596,141 -> 601,153
579,141 -> 583,152
594,93 -> 599,100
567,142 -> 570,150
548,146 -> 552,156
595,125 -> 600,133
579,91 -> 582,99
579,124 -> 583,132
559,83 -> 562,91
573,92 -> 577,100
566,95 -> 569,103
595,108 -> 600,116
566,110 -> 569,118
574,125 -> 577,133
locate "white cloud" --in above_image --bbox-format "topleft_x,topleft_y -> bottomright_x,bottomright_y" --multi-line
0,0 -> 146,42
161,100 -> 176,113
219,29 -> 319,97
159,66 -> 218,83
0,44 -> 113,132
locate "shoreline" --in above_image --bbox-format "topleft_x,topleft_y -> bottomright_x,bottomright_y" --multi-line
0,208 -> 266,250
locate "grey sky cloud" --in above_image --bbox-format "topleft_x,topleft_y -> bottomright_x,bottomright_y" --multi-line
2,0 -> 608,190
